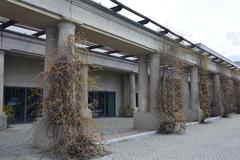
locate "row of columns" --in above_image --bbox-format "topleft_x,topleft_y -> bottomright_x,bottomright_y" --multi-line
134,53 -> 224,129
182,67 -> 223,121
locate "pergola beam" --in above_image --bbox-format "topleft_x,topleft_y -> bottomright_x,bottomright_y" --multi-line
0,20 -> 17,29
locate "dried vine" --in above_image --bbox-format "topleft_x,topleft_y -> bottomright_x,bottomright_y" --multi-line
157,51 -> 186,134
220,74 -> 234,118
199,71 -> 213,122
35,31 -> 105,159
233,79 -> 240,114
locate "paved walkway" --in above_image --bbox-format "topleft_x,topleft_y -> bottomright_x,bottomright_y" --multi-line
0,124 -> 49,160
96,115 -> 240,160
1,116 -> 240,160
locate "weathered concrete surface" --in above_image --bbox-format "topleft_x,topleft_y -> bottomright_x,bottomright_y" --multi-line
121,73 -> 136,117
0,51 -> 5,112
32,117 -> 52,149
129,73 -> 137,113
149,53 -> 160,112
189,66 -> 200,122
134,112 -> 159,131
0,51 -> 7,130
0,30 -> 138,73
137,55 -> 149,112
213,74 -> 224,116
97,115 -> 240,160
181,70 -> 191,121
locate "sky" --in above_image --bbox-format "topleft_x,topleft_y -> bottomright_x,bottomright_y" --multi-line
93,0 -> 240,62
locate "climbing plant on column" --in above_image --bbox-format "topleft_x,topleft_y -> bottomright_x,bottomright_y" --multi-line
233,79 -> 240,114
219,74 -> 234,118
36,33 -> 105,160
199,55 -> 213,123
157,46 -> 186,134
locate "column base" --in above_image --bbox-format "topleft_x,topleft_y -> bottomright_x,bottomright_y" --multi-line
121,107 -> 135,117
0,112 -> 7,130
32,117 -> 52,149
32,109 -> 92,149
184,108 -> 201,122
134,111 -> 159,130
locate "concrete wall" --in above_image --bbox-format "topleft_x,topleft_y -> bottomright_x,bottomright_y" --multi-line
4,55 -> 124,116
4,55 -> 44,88
89,70 -> 123,117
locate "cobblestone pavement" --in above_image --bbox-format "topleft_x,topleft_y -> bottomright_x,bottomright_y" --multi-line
97,115 -> 240,160
0,124 -> 50,160
1,116 -> 240,160
0,118 -> 137,160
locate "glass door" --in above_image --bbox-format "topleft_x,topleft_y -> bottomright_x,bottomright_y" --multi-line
4,87 -> 42,123
89,91 -> 116,117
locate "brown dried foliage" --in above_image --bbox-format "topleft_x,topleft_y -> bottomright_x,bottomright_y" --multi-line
220,75 -> 234,117
35,30 -> 105,160
157,52 -> 186,134
233,79 -> 240,114
199,72 -> 213,121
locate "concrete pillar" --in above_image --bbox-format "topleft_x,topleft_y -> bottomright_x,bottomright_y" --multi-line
33,22 -> 91,148
134,55 -> 159,130
138,55 -> 149,112
181,70 -> 191,121
149,53 -> 160,112
122,73 -> 130,115
79,63 -> 91,117
213,73 -> 223,116
42,26 -> 58,114
129,73 -> 137,111
32,26 -> 59,148
57,22 -> 76,54
121,73 -> 136,117
0,51 -> 4,113
45,26 -> 58,69
189,66 -> 200,121
57,22 -> 90,116
0,51 -> 7,130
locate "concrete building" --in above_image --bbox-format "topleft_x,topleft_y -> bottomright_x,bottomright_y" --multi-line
0,0 -> 239,138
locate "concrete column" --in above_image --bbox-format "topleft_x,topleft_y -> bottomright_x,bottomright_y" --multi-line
42,27 -> 58,114
138,55 -> 149,112
33,26 -> 59,148
121,73 -> 136,117
57,22 -> 90,117
79,63 -> 91,117
134,55 -> 159,130
129,73 -> 137,111
213,73 -> 223,116
189,66 -> 200,121
57,22 -> 76,54
0,51 -> 4,112
45,26 -> 58,69
0,51 -> 7,130
122,73 -> 130,115
149,53 -> 160,112
181,70 -> 191,121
